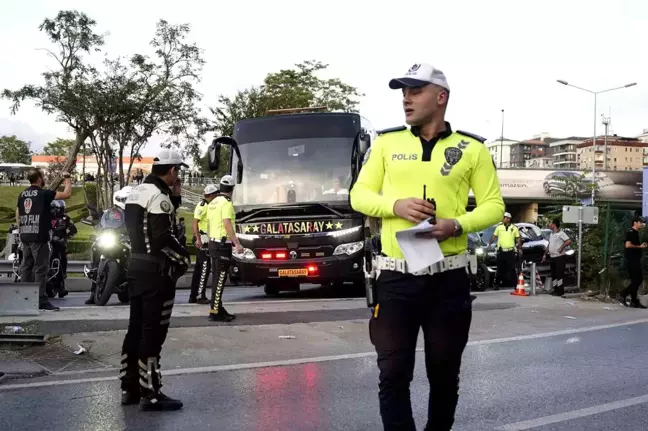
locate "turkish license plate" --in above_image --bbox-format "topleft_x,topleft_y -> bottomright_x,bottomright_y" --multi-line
278,268 -> 308,277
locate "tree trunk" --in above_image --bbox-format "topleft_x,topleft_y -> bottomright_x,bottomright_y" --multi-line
47,131 -> 89,191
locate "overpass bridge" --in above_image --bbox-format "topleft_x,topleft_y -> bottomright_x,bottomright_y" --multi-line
466,168 -> 642,221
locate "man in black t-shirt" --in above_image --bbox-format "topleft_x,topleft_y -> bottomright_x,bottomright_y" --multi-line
15,168 -> 72,310
619,216 -> 648,308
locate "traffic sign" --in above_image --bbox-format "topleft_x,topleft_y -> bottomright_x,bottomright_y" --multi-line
562,205 -> 599,225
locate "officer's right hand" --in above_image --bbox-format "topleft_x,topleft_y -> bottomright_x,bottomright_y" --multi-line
235,244 -> 244,254
393,198 -> 436,223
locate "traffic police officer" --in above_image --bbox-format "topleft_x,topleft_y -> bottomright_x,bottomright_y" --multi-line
206,175 -> 244,322
189,184 -> 219,304
350,63 -> 504,430
119,149 -> 190,411
16,168 -> 72,311
488,211 -> 521,289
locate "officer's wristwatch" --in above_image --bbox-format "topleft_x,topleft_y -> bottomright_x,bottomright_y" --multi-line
452,219 -> 463,237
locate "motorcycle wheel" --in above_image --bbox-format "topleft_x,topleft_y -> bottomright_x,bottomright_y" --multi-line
471,265 -> 488,292
94,261 -> 122,306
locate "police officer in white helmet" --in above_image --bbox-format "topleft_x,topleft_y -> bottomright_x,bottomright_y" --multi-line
119,149 -> 190,411
206,175 -> 243,322
189,184 -> 219,303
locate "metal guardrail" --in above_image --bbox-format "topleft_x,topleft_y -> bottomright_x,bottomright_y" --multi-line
0,260 -> 195,274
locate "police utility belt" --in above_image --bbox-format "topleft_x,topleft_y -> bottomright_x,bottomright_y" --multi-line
374,254 -> 469,276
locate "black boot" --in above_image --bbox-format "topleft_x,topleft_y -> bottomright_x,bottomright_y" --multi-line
139,357 -> 183,411
119,354 -> 140,405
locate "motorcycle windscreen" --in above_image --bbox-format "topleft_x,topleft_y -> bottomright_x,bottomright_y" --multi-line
100,207 -> 126,229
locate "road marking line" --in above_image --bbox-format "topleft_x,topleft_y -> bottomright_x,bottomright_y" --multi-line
466,318 -> 648,345
2,319 -> 648,391
494,394 -> 648,430
57,297 -> 363,310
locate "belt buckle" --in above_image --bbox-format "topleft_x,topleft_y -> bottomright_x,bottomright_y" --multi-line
387,257 -> 396,271
395,259 -> 405,273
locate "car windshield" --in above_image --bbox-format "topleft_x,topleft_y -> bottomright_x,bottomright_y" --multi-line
517,225 -> 543,241
100,207 -> 125,229
230,114 -> 363,207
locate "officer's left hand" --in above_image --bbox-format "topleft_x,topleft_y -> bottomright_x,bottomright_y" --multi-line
172,179 -> 182,196
415,218 -> 456,242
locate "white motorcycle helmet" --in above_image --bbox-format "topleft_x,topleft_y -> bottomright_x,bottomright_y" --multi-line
113,186 -> 135,210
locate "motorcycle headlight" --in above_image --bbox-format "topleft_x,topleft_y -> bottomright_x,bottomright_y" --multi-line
233,248 -> 256,259
476,248 -> 485,255
97,232 -> 117,248
333,241 -> 364,256
487,251 -> 496,257
565,249 -> 575,256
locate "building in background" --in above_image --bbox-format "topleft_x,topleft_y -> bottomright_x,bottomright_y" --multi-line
546,137 -> 587,170
486,138 -> 517,168
525,156 -> 553,169
509,139 -> 548,168
31,155 -> 156,176
577,137 -> 648,171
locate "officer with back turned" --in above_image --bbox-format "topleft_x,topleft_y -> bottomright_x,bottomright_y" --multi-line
350,63 -> 504,430
206,175 -> 244,322
16,168 -> 72,311
189,184 -> 219,304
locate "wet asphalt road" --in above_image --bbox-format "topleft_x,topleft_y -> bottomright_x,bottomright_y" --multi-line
52,279 -> 363,307
3,323 -> 648,430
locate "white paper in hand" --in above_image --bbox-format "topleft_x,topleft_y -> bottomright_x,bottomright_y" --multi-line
395,221 -> 445,273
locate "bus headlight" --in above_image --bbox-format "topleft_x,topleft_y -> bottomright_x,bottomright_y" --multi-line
333,241 -> 364,256
233,248 -> 256,259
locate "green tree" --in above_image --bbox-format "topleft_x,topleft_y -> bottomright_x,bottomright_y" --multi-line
2,10 -> 105,191
211,60 -> 363,137
0,135 -> 32,164
43,138 -> 76,156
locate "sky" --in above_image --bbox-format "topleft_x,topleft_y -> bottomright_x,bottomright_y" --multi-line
2,0 -> 648,158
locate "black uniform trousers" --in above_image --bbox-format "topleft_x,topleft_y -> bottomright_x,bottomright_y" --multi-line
621,258 -> 642,302
120,269 -> 176,395
20,241 -> 50,304
550,255 -> 567,295
369,268 -> 472,431
209,241 -> 232,315
496,250 -> 517,287
189,246 -> 211,300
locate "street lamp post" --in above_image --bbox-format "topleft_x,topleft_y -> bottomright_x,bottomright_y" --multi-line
556,80 -> 637,204
500,109 -> 504,168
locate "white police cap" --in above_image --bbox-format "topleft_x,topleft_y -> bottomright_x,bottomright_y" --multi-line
203,184 -> 218,195
153,149 -> 189,168
389,63 -> 450,92
220,175 -> 235,187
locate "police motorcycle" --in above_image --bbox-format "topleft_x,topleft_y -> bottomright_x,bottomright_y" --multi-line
467,232 -> 491,291
45,200 -> 77,298
8,224 -> 22,282
83,187 -> 133,306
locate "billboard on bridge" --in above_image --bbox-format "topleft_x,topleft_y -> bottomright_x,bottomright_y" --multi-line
469,169 -> 642,202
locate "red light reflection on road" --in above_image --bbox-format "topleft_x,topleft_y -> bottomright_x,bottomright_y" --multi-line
255,363 -> 323,431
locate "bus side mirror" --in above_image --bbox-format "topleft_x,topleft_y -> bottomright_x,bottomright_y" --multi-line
237,161 -> 244,184
207,141 -> 222,171
358,130 -> 370,156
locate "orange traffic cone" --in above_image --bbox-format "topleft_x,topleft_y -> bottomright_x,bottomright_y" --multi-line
511,272 -> 529,296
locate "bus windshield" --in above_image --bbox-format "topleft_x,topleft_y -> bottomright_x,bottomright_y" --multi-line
231,113 -> 363,207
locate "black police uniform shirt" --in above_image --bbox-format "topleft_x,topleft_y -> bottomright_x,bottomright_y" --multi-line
124,174 -> 187,272
625,229 -> 642,261
16,185 -> 57,243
